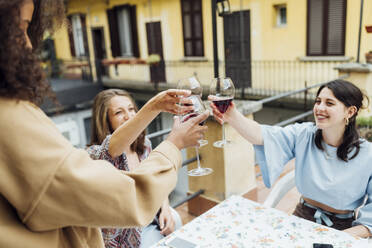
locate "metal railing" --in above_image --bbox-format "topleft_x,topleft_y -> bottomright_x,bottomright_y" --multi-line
163,60 -> 342,97
94,59 -> 344,99
172,189 -> 205,209
146,128 -> 172,140
249,60 -> 343,99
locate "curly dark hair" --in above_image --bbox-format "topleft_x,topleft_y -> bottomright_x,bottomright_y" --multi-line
0,0 -> 65,105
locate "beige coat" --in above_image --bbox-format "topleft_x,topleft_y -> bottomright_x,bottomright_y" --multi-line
0,98 -> 181,248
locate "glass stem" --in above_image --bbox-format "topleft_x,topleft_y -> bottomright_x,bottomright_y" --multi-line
195,147 -> 201,169
222,122 -> 226,143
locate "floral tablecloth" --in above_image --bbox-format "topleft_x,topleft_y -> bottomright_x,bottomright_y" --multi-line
152,195 -> 369,248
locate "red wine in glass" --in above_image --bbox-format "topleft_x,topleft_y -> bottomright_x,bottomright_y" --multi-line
209,77 -> 235,148
213,97 -> 233,113
182,113 -> 206,126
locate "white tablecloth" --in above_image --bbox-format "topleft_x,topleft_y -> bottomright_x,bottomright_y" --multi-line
152,195 -> 370,248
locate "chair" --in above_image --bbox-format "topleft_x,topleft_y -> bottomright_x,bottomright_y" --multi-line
263,170 -> 295,208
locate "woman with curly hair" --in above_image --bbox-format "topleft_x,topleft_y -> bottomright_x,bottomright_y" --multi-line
0,0 -> 64,105
0,0 -> 208,247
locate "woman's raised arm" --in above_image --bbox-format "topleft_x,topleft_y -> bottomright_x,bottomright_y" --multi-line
109,89 -> 193,158
209,97 -> 263,145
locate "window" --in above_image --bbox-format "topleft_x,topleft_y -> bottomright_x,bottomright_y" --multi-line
307,0 -> 346,56
71,15 -> 85,56
67,14 -> 88,57
107,5 -> 139,57
275,5 -> 287,27
181,0 -> 204,57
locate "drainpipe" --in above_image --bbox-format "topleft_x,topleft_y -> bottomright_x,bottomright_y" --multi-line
212,0 -> 219,78
357,0 -> 364,63
240,0 -> 245,98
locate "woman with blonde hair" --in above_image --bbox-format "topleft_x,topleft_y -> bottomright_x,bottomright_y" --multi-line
88,88 -> 191,248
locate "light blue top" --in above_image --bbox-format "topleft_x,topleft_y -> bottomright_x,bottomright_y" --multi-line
254,122 -> 372,232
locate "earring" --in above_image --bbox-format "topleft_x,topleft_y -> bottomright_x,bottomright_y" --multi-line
345,117 -> 349,126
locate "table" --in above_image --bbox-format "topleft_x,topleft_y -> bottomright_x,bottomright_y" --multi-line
152,195 -> 369,248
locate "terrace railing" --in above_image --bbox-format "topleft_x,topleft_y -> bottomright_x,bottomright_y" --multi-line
164,59 -> 344,99
248,60 -> 343,99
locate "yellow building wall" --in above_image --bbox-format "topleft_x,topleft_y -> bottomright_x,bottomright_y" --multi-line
54,25 -> 71,60
226,0 -> 307,61
53,0 -> 372,85
346,0 -> 372,62
54,0 -> 147,81
138,0 -> 219,84
226,0 -> 372,61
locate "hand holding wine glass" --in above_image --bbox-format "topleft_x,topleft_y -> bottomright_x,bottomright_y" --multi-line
147,89 -> 194,115
180,95 -> 208,137
181,96 -> 213,176
167,111 -> 209,150
177,76 -> 208,146
208,98 -> 237,125
177,76 -> 213,176
209,77 -> 235,148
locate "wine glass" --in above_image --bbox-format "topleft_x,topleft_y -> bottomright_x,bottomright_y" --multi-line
177,76 -> 207,146
209,77 -> 235,148
177,76 -> 213,176
180,95 -> 213,176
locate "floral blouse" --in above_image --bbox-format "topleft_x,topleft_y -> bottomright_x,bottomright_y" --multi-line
87,135 -> 152,248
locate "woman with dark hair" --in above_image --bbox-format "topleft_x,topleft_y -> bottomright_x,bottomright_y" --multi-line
0,0 -> 208,247
210,79 -> 372,238
88,89 -> 183,248
0,0 -> 64,105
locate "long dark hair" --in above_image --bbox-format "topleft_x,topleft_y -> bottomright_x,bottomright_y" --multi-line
90,89 -> 146,157
314,79 -> 368,161
0,0 -> 65,105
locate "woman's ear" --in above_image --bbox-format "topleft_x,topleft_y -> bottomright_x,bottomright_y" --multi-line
347,106 -> 358,119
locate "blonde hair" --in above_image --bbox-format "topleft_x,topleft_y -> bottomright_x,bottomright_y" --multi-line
90,89 -> 145,155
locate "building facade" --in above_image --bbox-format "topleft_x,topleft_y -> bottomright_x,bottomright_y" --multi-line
47,0 -> 372,207
52,0 -> 372,95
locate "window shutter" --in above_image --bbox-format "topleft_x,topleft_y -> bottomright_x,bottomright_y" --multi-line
129,5 -> 140,57
107,8 -> 121,57
181,0 -> 204,57
80,14 -> 89,57
181,0 -> 192,56
307,0 -> 346,56
307,0 -> 324,55
326,0 -> 346,55
67,15 -> 76,57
